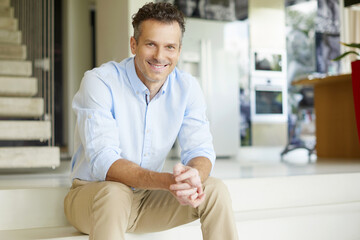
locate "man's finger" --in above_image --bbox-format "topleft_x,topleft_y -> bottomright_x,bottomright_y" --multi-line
173,163 -> 186,176
176,188 -> 197,196
191,193 -> 206,208
174,191 -> 206,208
169,182 -> 192,191
175,168 -> 198,182
190,192 -> 198,200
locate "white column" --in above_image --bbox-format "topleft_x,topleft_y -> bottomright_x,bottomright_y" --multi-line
62,0 -> 93,156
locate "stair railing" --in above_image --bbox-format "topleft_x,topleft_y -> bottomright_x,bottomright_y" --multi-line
11,0 -> 55,146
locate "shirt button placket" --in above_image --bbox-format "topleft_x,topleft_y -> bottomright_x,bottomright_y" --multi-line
142,95 -> 151,167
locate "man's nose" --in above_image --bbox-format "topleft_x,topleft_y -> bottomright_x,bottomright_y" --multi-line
153,47 -> 164,61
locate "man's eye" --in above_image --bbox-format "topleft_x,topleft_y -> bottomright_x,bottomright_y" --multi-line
147,43 -> 154,47
167,46 -> 175,50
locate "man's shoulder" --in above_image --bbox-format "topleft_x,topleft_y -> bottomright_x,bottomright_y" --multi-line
84,58 -> 131,82
172,67 -> 199,89
171,68 -> 204,97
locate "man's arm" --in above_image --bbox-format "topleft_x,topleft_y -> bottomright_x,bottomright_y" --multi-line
105,159 -> 175,190
106,159 -> 200,207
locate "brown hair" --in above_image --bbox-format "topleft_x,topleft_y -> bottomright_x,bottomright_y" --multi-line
132,2 -> 185,43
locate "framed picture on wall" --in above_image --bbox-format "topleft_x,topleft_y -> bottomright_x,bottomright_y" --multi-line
160,0 -> 241,21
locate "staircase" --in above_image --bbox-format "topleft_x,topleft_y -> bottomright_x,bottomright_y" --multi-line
0,0 -> 60,168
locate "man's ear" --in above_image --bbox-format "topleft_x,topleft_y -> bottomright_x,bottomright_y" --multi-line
130,37 -> 137,55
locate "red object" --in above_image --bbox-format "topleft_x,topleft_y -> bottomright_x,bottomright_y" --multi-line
352,60 -> 360,145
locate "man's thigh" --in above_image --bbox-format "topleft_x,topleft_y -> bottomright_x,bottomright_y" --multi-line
64,179 -> 134,234
128,188 -> 199,233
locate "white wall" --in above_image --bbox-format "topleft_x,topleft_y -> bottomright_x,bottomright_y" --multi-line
339,0 -> 360,73
96,0 -> 152,65
95,0 -> 129,65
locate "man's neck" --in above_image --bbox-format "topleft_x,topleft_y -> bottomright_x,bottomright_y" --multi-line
142,80 -> 165,101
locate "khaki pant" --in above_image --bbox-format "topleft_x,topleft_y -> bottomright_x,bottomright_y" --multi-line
64,177 -> 238,240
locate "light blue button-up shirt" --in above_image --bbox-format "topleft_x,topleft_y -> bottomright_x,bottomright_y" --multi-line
70,57 -> 216,182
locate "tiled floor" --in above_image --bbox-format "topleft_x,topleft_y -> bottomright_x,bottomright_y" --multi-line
0,147 -> 360,188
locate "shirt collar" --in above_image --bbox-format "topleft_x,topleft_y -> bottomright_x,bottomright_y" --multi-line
126,57 -> 172,97
126,58 -> 148,95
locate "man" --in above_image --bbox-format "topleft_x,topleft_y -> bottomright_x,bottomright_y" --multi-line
64,2 -> 238,240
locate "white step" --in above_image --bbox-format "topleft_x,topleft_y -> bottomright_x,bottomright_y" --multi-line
0,224 -> 202,240
0,17 -> 17,31
0,43 -> 26,59
0,76 -> 37,97
0,186 -> 69,231
235,202 -> 360,240
1,202 -> 360,240
0,60 -> 32,76
0,226 -> 87,240
0,170 -> 359,238
0,97 -> 43,117
0,29 -> 21,44
0,7 -> 14,18
0,120 -> 51,140
0,0 -> 10,7
0,146 -> 60,169
226,173 -> 360,212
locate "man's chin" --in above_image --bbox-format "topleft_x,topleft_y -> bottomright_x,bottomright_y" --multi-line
145,76 -> 166,83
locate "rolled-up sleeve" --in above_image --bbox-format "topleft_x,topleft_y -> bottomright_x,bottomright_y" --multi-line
177,79 -> 216,171
73,71 -> 122,181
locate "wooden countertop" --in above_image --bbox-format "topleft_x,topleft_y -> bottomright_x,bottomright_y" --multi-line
292,74 -> 352,86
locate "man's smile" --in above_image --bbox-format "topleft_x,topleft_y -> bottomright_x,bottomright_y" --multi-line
147,61 -> 170,72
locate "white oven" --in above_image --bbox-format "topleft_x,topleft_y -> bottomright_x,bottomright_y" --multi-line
250,77 -> 288,123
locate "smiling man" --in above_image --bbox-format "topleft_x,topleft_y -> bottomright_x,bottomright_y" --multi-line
64,2 -> 238,240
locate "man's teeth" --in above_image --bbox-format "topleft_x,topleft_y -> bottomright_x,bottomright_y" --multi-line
150,63 -> 167,68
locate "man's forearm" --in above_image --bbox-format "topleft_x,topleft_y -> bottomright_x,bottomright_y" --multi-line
106,159 -> 175,190
186,157 -> 212,182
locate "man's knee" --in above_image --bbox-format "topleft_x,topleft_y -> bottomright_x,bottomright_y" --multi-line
203,177 -> 230,195
202,177 -> 232,207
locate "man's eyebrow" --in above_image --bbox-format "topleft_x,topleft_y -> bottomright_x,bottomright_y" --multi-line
144,39 -> 179,46
164,42 -> 180,47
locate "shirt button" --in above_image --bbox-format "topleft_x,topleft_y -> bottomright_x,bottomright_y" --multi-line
144,153 -> 147,157
88,115 -> 92,119
146,129 -> 150,133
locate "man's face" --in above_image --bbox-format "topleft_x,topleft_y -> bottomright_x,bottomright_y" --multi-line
130,19 -> 182,85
